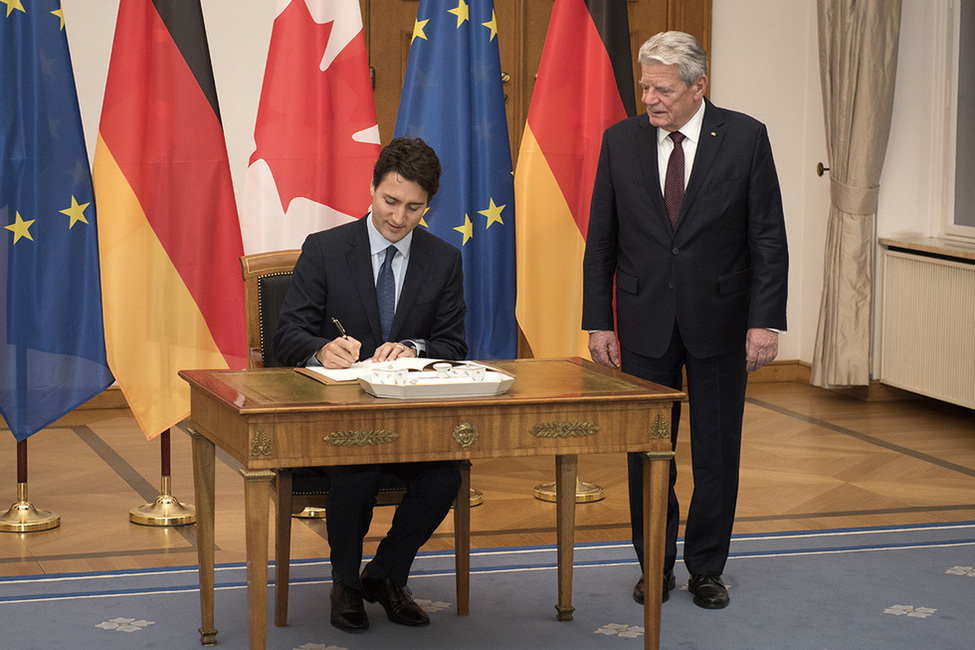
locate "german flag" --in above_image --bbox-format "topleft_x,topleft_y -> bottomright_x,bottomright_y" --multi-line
93,0 -> 245,439
514,0 -> 635,358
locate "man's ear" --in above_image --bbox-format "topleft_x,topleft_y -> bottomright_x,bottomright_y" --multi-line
693,74 -> 708,100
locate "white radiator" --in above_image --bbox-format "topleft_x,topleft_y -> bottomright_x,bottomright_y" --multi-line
879,247 -> 975,408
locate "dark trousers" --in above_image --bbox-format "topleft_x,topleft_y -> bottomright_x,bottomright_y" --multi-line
623,324 -> 747,577
325,461 -> 461,588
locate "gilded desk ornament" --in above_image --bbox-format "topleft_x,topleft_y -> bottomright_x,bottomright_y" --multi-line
641,449 -> 676,461
249,430 -> 272,457
650,412 -> 670,439
452,421 -> 478,448
238,468 -> 275,482
530,421 -> 600,438
325,429 -> 399,446
556,603 -> 575,621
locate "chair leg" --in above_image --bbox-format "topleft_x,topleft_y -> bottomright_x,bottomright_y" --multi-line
454,463 -> 471,616
274,470 -> 294,627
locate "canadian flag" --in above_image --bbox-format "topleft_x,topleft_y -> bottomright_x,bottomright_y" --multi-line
240,0 -> 380,254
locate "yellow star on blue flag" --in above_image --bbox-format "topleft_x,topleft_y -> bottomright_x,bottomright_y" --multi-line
394,0 -> 516,359
0,1 -> 114,440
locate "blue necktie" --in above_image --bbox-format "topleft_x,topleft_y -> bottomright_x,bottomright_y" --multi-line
377,245 -> 396,342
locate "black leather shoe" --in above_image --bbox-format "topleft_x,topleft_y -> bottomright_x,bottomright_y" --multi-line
687,574 -> 730,609
330,581 -> 369,632
633,571 -> 676,605
360,570 -> 430,626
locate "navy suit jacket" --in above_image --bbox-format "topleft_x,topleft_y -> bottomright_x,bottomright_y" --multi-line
582,100 -> 788,359
273,217 -> 467,365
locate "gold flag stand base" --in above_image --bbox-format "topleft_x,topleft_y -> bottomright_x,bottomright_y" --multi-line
533,478 -> 605,503
296,489 -> 484,519
130,475 -> 196,526
0,484 -> 60,533
294,507 -> 326,519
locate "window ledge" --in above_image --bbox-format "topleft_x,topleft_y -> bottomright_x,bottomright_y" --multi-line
879,236 -> 975,263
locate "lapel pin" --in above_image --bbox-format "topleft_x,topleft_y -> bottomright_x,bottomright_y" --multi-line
711,131 -> 717,136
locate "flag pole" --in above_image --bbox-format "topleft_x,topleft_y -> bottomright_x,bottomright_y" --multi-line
130,429 -> 195,526
0,440 -> 60,533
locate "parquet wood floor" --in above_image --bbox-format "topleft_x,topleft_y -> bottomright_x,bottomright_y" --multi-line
2,380 -> 974,577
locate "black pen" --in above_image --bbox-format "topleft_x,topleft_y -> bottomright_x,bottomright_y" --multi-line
332,317 -> 359,366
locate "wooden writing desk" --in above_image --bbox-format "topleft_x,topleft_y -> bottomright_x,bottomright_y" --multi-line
180,357 -> 683,650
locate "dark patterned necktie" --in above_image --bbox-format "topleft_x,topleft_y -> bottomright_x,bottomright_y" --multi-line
377,245 -> 396,341
664,131 -> 686,230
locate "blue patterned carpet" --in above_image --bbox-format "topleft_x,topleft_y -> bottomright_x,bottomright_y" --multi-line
2,522 -> 974,649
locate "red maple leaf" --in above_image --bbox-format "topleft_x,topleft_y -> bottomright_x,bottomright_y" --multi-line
249,1 -> 379,216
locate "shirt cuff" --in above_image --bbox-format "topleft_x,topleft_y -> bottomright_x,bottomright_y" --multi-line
402,339 -> 425,356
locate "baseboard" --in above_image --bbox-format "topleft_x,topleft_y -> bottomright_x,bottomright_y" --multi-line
825,380 -> 922,402
750,360 -> 920,402
748,359 -> 808,383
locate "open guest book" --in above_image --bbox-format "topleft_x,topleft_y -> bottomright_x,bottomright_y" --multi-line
296,358 -> 515,399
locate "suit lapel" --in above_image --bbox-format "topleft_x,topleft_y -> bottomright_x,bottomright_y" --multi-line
346,218 -> 384,343
635,115 -> 669,232
393,229 -> 431,340
677,101 -> 726,233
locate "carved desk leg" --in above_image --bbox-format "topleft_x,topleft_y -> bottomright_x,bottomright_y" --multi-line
642,449 -> 675,650
189,429 -> 217,646
241,468 -> 275,650
455,463 -> 471,616
274,469 -> 293,628
555,453 -> 578,621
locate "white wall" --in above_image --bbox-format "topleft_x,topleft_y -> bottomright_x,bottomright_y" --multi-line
59,0 -> 945,367
711,0 -> 828,362
711,0 -> 950,365
877,0 -> 951,240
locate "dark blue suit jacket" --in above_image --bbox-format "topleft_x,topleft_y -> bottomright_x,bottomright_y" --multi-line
582,100 -> 788,359
273,217 -> 467,365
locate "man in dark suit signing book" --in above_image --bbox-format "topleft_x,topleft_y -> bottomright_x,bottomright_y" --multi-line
583,31 -> 789,611
274,137 -> 466,632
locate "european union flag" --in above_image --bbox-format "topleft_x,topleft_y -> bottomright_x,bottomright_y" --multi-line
0,2 -> 114,441
394,0 -> 516,359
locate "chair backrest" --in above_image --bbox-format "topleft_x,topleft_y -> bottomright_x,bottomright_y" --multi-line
240,250 -> 301,369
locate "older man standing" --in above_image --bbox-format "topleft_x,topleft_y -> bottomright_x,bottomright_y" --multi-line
583,31 -> 788,610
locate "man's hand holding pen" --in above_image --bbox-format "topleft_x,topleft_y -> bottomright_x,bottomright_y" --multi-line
316,317 -> 361,369
318,317 -> 417,368
316,335 -> 362,369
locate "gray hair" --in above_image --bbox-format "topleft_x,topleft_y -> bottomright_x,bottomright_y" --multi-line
638,31 -> 708,87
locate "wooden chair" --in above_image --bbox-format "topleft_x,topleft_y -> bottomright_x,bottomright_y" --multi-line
240,250 -> 471,627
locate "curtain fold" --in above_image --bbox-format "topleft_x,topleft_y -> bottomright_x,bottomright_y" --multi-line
810,0 -> 902,388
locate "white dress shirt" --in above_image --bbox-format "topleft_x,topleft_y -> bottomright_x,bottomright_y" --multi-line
656,100 -> 706,193
365,213 -> 412,309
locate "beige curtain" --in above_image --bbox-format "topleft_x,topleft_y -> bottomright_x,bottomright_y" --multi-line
810,0 -> 902,388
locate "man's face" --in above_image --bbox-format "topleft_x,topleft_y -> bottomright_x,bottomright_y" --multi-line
370,172 -> 429,243
640,62 -> 707,132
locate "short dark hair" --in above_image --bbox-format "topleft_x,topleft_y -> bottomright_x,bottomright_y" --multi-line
372,137 -> 442,200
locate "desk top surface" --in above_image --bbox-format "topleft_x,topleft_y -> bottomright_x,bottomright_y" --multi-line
179,357 -> 684,416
